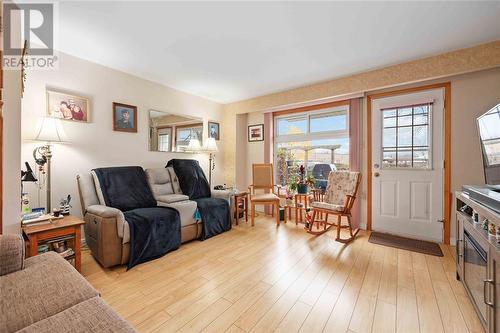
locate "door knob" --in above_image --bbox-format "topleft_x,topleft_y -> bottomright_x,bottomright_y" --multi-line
374,172 -> 380,177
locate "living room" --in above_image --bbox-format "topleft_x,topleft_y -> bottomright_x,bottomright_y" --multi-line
1,1 -> 500,333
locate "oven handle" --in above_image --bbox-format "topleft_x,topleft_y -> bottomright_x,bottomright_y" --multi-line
483,279 -> 495,307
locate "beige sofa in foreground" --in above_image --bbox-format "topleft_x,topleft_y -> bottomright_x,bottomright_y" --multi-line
0,234 -> 136,333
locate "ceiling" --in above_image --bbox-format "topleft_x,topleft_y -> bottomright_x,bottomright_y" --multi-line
58,1 -> 500,104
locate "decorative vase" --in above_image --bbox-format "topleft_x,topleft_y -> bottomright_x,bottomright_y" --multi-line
297,183 -> 308,194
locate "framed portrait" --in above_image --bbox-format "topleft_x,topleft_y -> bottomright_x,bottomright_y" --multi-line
248,124 -> 264,142
208,121 -> 220,140
113,102 -> 138,133
47,89 -> 90,122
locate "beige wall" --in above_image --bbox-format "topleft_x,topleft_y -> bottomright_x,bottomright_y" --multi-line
2,5 -> 22,234
21,51 -> 224,220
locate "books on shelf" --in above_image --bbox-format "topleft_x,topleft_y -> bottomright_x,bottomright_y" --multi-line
58,248 -> 75,258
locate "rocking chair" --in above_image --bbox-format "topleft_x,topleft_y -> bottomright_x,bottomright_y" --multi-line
306,171 -> 362,243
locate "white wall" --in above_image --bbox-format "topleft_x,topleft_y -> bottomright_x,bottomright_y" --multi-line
2,6 -> 22,234
21,51 -> 224,218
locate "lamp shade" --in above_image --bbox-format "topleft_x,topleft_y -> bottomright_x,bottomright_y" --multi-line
185,137 -> 201,152
204,137 -> 218,152
35,117 -> 66,143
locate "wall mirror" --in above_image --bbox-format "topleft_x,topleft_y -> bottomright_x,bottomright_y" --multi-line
149,110 -> 204,152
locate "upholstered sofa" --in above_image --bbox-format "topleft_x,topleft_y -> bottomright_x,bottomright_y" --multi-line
0,234 -> 135,333
77,166 -> 235,268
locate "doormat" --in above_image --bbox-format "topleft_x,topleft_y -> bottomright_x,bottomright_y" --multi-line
368,232 -> 443,257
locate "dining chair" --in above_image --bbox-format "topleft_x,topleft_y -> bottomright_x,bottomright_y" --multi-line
248,163 -> 281,226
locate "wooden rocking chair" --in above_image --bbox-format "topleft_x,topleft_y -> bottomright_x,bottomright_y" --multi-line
306,171 -> 362,243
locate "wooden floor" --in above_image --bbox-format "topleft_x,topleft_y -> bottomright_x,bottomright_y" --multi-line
82,216 -> 484,333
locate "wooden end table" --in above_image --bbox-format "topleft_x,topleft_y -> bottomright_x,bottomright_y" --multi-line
234,191 -> 248,225
22,215 -> 85,272
294,193 -> 311,225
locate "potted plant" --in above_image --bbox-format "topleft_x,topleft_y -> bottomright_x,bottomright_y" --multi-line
296,165 -> 309,194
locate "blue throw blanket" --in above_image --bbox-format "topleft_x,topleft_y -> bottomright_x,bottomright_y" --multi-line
93,166 -> 181,269
167,159 -> 231,240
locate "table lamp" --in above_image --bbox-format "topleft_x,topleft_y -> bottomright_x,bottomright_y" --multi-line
203,137 -> 218,186
34,117 -> 66,213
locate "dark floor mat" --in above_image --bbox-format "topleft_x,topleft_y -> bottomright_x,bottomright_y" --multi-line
368,231 -> 443,257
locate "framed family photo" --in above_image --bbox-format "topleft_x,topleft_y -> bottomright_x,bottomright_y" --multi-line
208,121 -> 220,140
113,102 -> 137,133
248,124 -> 264,142
47,89 -> 90,122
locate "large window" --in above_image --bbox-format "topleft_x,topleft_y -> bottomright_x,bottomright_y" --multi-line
274,106 -> 349,187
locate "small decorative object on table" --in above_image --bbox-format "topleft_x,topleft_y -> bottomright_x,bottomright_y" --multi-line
59,195 -> 72,215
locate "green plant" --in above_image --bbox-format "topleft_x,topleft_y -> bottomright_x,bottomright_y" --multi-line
305,173 -> 316,187
287,175 -> 298,192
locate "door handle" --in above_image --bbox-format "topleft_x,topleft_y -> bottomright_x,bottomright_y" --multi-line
374,172 -> 380,177
483,279 -> 495,307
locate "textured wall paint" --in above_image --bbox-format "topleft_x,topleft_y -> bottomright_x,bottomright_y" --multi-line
223,40 -> 500,185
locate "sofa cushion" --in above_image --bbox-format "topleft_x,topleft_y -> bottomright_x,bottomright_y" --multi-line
167,166 -> 182,194
1,252 -> 99,333
92,166 -> 157,211
157,194 -> 189,204
145,168 -> 175,197
157,199 -> 198,227
16,297 -> 136,333
77,173 -> 100,212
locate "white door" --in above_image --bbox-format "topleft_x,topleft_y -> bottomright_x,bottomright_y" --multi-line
371,88 -> 444,242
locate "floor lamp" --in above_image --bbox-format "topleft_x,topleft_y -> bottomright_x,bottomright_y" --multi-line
34,117 -> 66,213
204,138 -> 218,187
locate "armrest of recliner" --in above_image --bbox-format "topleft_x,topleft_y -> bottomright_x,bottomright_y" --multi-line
86,205 -> 127,239
211,189 -> 236,201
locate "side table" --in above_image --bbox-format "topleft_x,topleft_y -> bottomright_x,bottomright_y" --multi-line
234,191 -> 248,225
22,215 -> 85,272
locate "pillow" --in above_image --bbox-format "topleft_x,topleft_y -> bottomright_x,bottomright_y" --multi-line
92,166 -> 157,212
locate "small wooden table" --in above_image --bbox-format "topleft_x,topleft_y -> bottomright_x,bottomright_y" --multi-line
22,215 -> 85,272
234,191 -> 249,225
294,193 -> 311,225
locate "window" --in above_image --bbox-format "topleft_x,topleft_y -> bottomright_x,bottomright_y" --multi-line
175,124 -> 203,151
157,127 -> 171,152
382,104 -> 431,169
274,106 -> 349,187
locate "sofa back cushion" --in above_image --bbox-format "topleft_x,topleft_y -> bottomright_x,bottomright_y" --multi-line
167,167 -> 182,194
92,166 -> 157,211
77,173 -> 100,213
145,168 -> 174,198
0,234 -> 25,276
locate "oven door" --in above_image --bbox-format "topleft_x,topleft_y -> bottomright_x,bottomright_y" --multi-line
464,230 -> 488,324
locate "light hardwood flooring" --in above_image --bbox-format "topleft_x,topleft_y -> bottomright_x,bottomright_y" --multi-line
81,215 -> 484,333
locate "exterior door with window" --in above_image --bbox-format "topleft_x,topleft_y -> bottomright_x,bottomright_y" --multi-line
371,89 -> 444,242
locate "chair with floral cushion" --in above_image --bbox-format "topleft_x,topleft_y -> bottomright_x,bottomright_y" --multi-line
306,171 -> 362,243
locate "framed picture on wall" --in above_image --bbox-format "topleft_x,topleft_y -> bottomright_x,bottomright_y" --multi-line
47,89 -> 90,122
113,102 -> 138,133
248,124 -> 264,142
208,121 -> 220,140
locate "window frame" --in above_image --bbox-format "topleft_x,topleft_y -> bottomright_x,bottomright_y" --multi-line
273,105 -> 350,181
380,103 -> 434,170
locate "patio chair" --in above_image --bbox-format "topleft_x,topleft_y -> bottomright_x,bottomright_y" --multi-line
248,163 -> 281,226
307,171 -> 361,243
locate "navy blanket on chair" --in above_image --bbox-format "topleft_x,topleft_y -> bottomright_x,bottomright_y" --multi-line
167,159 -> 231,240
93,166 -> 181,269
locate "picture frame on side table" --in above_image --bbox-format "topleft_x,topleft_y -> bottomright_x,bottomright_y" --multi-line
248,124 -> 264,142
113,102 -> 138,133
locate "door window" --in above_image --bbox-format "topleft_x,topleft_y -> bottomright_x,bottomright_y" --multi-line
382,104 -> 432,169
